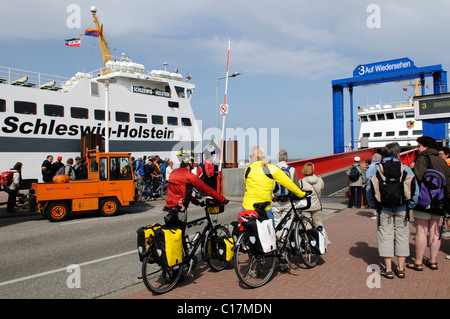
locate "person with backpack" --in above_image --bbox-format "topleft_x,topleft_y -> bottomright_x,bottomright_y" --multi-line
272,150 -> 300,227
366,142 -> 419,279
346,156 -> 366,208
3,162 -> 23,213
365,153 -> 383,219
407,136 -> 450,271
243,146 -> 306,226
64,158 -> 76,181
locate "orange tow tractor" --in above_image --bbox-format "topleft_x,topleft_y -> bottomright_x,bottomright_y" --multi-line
29,150 -> 136,222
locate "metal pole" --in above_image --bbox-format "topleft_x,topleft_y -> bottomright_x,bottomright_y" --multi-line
104,80 -> 110,153
219,38 -> 231,173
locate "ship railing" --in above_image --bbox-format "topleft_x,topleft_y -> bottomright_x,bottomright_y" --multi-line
0,65 -> 70,91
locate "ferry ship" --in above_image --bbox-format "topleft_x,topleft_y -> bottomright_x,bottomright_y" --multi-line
355,81 -> 423,150
0,7 -> 201,180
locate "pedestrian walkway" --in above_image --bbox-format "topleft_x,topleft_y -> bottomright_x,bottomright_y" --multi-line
122,207 -> 449,300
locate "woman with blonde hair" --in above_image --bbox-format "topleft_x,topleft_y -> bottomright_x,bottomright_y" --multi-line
242,146 -> 306,225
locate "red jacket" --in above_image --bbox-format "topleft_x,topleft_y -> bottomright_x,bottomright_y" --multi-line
164,167 -> 226,210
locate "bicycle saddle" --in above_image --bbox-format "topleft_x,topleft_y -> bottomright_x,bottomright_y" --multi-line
253,201 -> 271,211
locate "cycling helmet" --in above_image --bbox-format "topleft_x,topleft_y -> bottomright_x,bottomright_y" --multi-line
237,210 -> 259,223
177,149 -> 195,163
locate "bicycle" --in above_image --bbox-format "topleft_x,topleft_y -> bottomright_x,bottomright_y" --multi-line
136,176 -> 167,202
140,198 -> 231,294
232,191 -> 319,288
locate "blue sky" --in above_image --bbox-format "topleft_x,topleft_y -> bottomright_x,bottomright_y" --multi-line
1,0 -> 449,160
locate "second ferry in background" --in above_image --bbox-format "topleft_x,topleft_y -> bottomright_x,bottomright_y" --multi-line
0,7 -> 201,180
355,80 -> 425,150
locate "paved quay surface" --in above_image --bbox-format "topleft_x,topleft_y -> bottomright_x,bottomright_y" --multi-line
1,190 -> 448,303
111,200 -> 450,301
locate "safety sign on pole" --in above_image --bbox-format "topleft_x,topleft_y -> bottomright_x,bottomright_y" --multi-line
220,104 -> 228,115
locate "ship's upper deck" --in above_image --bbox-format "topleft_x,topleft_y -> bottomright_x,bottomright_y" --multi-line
0,62 -> 194,94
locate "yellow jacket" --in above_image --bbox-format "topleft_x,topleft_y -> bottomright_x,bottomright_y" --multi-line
242,161 -> 306,210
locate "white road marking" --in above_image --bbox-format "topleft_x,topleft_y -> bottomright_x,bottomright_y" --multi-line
0,250 -> 136,287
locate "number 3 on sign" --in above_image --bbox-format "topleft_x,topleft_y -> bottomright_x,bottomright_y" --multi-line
220,104 -> 228,114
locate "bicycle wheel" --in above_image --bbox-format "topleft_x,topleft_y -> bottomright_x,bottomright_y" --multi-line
140,184 -> 152,201
160,182 -> 167,200
205,225 -> 231,271
141,244 -> 183,294
233,233 -> 276,288
294,217 -> 319,268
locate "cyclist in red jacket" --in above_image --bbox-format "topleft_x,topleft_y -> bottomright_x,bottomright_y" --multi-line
164,150 -> 228,224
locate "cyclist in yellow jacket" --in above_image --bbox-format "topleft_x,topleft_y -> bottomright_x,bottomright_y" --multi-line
242,146 -> 306,224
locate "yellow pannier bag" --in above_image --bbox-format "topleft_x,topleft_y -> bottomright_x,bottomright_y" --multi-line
136,223 -> 161,262
154,227 -> 183,267
217,237 -> 234,262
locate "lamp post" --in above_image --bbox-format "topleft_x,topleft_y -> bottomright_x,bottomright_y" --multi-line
96,75 -> 117,153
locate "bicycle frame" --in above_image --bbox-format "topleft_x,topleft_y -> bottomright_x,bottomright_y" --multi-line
183,214 -> 212,259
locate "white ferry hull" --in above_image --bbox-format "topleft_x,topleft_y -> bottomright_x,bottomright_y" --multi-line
0,72 -> 201,180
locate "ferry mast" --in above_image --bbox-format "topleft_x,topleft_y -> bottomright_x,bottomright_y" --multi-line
90,6 -> 112,69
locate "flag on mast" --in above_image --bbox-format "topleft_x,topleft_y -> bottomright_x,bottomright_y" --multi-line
84,28 -> 100,37
65,37 -> 81,47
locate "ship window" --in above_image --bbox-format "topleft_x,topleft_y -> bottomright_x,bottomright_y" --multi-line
399,131 -> 409,136
395,112 -> 404,119
167,116 -> 178,126
71,107 -> 89,119
386,113 -> 394,120
115,112 -> 130,122
14,101 -> 37,115
0,99 -> 5,112
187,89 -> 193,99
360,116 -> 368,122
369,115 -> 376,121
386,131 -> 395,136
374,132 -> 382,137
168,101 -> 179,108
90,82 -> 99,96
377,114 -> 385,120
405,111 -> 414,118
413,130 -> 423,135
152,115 -> 164,125
362,133 -> 370,137
44,104 -> 64,117
135,113 -> 147,123
181,118 -> 192,126
175,86 -> 185,98
94,110 -> 111,121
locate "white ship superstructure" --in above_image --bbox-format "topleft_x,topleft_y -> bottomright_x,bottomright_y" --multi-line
356,100 -> 422,149
0,7 -> 201,180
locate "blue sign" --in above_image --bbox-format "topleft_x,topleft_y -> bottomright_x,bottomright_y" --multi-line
353,58 -> 416,77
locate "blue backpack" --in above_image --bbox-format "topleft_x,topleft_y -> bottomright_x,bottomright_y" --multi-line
416,155 -> 447,216
273,166 -> 292,197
